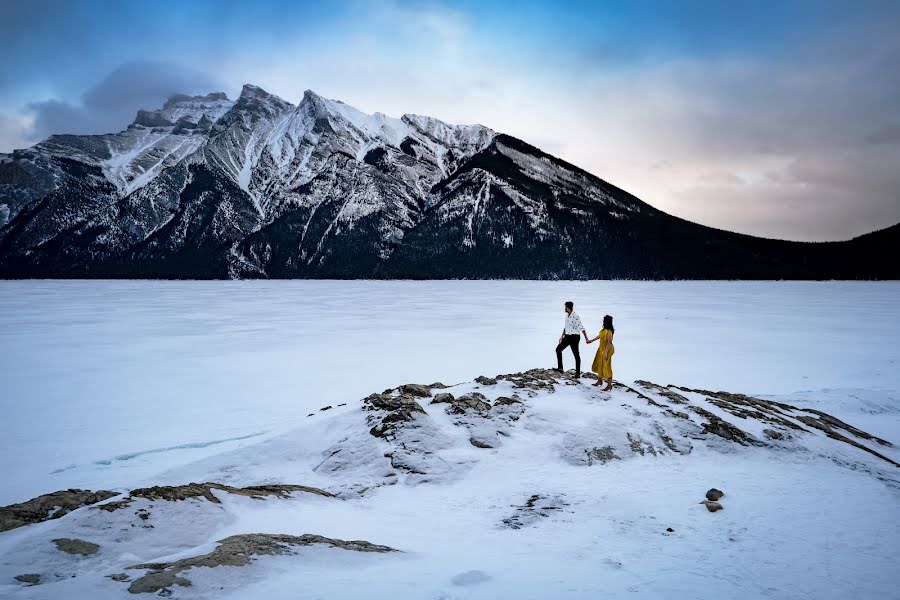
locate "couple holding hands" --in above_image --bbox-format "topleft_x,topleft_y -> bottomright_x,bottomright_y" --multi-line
555,301 -> 615,391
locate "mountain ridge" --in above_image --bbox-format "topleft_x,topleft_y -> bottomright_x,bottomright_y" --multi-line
0,84 -> 897,280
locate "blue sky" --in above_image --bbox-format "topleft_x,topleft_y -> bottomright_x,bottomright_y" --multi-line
1,0 -> 898,240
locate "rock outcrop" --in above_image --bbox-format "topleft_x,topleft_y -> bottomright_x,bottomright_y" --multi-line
1,368 -> 896,599
125,533 -> 396,594
706,488 -> 725,501
0,488 -> 118,532
501,494 -> 570,529
52,538 -> 100,555
96,482 -> 333,511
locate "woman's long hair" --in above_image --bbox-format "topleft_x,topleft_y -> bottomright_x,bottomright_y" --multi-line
603,315 -> 614,333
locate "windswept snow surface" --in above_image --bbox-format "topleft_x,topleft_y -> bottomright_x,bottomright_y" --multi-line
0,281 -> 898,599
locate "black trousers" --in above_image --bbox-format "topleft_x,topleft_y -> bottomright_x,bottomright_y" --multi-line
556,334 -> 581,374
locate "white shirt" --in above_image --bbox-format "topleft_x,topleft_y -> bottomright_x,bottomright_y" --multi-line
564,312 -> 585,335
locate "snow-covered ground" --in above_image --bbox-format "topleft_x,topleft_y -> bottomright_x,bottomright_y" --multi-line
1,280 -> 898,504
0,281 -> 898,599
0,366 -> 898,599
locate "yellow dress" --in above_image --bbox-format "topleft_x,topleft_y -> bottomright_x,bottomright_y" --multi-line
591,329 -> 615,379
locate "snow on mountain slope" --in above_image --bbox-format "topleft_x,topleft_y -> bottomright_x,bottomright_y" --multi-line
1,369 -> 897,598
0,84 -> 501,277
1,83 -> 898,279
202,86 -> 495,221
37,93 -> 235,197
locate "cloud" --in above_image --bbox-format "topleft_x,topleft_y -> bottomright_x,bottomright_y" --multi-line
1,1 -> 898,240
22,61 -> 221,145
521,19 -> 900,241
864,124 -> 900,146
0,113 -> 33,153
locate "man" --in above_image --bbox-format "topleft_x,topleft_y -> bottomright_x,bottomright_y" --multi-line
556,301 -> 589,376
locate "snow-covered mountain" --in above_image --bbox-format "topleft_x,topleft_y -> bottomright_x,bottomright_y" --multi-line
1,369 -> 897,597
0,85 -> 897,279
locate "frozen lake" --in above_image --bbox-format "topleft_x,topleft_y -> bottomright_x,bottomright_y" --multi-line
1,280 -> 898,504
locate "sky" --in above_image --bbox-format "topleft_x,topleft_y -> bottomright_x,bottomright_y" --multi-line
1,0 -> 898,241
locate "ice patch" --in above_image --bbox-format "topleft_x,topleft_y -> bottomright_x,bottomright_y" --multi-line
50,432 -> 267,473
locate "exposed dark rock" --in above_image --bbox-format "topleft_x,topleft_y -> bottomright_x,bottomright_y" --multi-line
700,500 -> 723,512
585,446 -> 619,466
634,379 -> 898,467
493,396 -> 522,406
53,537 -> 100,555
659,383 -> 897,466
363,392 -> 427,415
447,392 -> 491,414
799,409 -> 893,447
688,405 -> 759,445
474,376 -> 497,386
387,451 -> 428,475
635,381 -> 690,405
667,410 -> 691,420
627,432 -> 658,456
126,533 -> 397,594
364,392 -> 428,438
127,571 -> 191,594
320,405 -> 332,411
431,391 -> 491,414
705,488 -> 724,501
431,392 -> 455,404
399,384 -> 432,398
501,494 -> 569,529
15,573 -> 41,585
794,415 -> 900,467
616,381 -> 667,408
0,488 -> 118,532
497,368 -> 561,392
469,437 -> 494,449
653,423 -> 686,453
97,483 -> 333,511
673,386 -> 810,432
107,573 -> 131,582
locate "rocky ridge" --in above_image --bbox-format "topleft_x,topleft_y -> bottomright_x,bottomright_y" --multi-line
1,85 -> 897,279
1,369 -> 897,596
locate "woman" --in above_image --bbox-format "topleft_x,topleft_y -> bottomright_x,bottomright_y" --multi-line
587,315 -> 615,391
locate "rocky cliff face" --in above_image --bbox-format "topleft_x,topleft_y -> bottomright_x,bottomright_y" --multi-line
1,85 -> 897,279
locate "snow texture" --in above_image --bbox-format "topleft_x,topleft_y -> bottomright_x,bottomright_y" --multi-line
0,280 -> 898,598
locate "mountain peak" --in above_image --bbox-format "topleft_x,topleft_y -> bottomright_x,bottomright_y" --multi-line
162,92 -> 230,110
231,84 -> 294,118
133,92 -> 234,128
238,84 -> 282,102
301,89 -> 324,101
